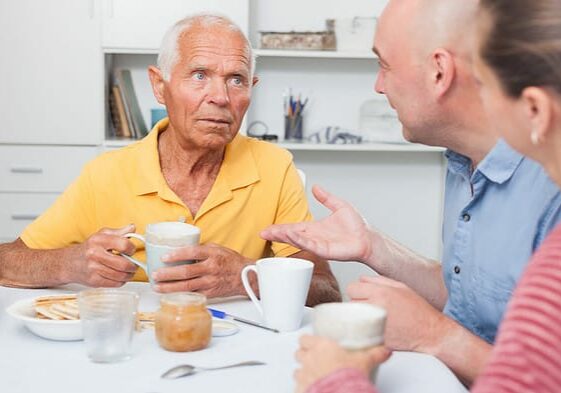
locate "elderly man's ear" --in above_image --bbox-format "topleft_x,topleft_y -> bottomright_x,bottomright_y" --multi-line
252,76 -> 259,87
148,65 -> 166,105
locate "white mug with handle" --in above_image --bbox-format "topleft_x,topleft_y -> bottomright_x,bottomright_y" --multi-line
241,257 -> 314,332
121,222 -> 200,285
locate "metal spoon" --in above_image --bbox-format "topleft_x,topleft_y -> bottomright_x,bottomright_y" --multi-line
161,360 -> 266,379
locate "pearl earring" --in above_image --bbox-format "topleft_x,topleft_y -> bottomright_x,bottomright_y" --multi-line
531,130 -> 541,146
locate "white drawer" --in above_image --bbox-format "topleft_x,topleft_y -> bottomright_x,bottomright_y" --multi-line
0,145 -> 98,192
0,193 -> 59,240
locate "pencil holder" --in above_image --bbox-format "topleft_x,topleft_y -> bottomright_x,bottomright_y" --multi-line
284,114 -> 303,141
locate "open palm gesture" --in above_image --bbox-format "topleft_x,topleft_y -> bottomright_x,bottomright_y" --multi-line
261,185 -> 373,262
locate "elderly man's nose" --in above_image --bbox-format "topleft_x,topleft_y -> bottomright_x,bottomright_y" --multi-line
207,81 -> 230,106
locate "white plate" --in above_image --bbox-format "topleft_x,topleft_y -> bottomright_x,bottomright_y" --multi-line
212,319 -> 239,337
6,297 -> 83,341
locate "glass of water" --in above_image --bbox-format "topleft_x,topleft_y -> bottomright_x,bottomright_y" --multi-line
78,289 -> 139,363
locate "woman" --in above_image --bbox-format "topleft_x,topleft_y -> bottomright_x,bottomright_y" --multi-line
296,0 -> 561,392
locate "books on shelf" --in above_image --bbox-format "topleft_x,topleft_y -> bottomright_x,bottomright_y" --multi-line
110,69 -> 148,139
110,85 -> 132,138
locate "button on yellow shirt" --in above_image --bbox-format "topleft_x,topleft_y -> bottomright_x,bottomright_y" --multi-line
21,119 -> 311,281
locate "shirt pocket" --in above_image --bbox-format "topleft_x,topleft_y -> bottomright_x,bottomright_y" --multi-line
470,266 -> 515,343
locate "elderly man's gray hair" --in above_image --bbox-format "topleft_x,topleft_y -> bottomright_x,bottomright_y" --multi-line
157,13 -> 255,81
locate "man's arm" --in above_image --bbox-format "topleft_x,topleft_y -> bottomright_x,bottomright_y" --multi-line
365,231 -> 447,310
348,276 -> 490,385
430,316 -> 492,385
290,250 -> 342,306
0,226 -> 138,289
0,239 -> 75,288
262,185 -> 447,309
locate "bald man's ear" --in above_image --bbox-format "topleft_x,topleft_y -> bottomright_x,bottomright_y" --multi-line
431,49 -> 455,99
252,76 -> 259,87
148,66 -> 166,105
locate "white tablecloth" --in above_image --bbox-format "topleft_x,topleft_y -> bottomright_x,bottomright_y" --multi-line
0,283 -> 468,393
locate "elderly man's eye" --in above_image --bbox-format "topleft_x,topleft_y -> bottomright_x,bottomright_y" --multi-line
231,77 -> 243,85
193,72 -> 205,80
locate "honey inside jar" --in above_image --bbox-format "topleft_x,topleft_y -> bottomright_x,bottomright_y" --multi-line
155,292 -> 212,352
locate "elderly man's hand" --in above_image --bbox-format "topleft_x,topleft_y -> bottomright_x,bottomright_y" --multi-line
347,276 -> 447,354
150,243 -> 253,297
294,335 -> 391,393
261,185 -> 374,263
69,224 -> 138,288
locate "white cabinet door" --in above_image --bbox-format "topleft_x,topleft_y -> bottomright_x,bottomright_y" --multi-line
0,193 -> 59,241
0,0 -> 102,145
102,0 -> 249,50
0,145 -> 98,193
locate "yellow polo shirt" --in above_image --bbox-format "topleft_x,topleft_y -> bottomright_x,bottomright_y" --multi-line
21,119 -> 310,281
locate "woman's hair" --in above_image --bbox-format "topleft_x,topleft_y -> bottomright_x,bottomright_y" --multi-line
479,0 -> 561,97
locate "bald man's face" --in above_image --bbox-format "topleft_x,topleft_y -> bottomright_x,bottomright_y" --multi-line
372,1 -> 436,143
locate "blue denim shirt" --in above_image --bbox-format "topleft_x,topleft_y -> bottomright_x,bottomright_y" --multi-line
442,140 -> 561,343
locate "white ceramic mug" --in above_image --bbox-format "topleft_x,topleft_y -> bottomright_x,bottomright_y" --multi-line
313,302 -> 387,380
241,257 -> 314,332
122,222 -> 200,284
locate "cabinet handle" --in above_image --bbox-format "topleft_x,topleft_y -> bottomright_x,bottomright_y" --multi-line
10,166 -> 43,174
11,214 -> 39,221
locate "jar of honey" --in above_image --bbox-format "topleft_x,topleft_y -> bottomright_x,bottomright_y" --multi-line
155,292 -> 212,352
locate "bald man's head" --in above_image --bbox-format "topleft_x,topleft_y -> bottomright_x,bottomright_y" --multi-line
379,0 -> 479,60
373,0 -> 490,152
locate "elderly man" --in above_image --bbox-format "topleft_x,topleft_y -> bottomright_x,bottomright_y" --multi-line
262,0 -> 561,385
0,14 -> 340,305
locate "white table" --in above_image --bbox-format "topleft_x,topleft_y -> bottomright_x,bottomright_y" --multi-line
0,283 -> 468,393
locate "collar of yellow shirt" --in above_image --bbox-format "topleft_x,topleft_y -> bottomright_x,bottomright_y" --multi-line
132,117 -> 260,218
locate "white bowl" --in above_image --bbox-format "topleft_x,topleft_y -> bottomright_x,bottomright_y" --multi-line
6,297 -> 83,341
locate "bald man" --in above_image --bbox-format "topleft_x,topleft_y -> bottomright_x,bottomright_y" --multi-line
262,0 -> 561,385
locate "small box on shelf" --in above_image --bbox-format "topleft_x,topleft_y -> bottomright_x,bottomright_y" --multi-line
259,31 -> 336,51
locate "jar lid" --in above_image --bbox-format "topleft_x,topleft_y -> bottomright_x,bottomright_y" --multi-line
160,292 -> 206,306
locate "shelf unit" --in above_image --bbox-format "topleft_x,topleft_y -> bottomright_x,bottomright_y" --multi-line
103,46 -> 443,153
247,45 -> 408,148
254,49 -> 377,59
105,138 -> 444,153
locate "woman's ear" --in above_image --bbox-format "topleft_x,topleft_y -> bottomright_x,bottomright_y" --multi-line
521,87 -> 554,144
148,66 -> 166,105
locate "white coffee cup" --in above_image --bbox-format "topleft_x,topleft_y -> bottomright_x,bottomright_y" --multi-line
313,302 -> 387,380
241,257 -> 314,332
122,222 -> 200,284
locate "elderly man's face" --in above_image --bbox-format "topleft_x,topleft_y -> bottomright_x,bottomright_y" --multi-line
162,25 -> 253,150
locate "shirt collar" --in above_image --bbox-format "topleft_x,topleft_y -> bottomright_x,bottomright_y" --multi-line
133,118 -> 167,197
132,118 -> 260,198
445,139 -> 524,184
